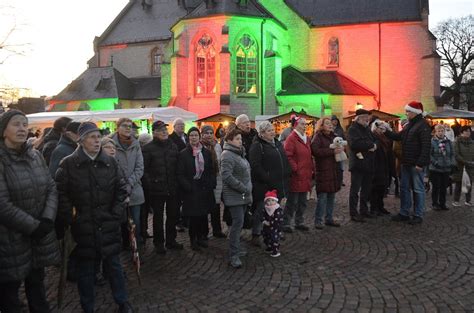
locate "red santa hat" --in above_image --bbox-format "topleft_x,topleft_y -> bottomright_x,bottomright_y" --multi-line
264,190 -> 278,202
405,101 -> 424,115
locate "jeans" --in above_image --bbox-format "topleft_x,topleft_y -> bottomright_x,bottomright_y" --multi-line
77,254 -> 128,313
129,205 -> 142,244
349,170 -> 373,216
430,171 -> 449,206
0,268 -> 50,313
252,200 -> 265,236
314,192 -> 336,224
400,165 -> 425,218
228,205 -> 245,259
283,192 -> 307,227
151,195 -> 178,246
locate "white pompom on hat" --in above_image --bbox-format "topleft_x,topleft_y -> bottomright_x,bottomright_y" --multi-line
405,101 -> 424,115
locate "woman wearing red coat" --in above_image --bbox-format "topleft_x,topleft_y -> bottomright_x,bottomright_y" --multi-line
282,116 -> 313,232
311,117 -> 342,229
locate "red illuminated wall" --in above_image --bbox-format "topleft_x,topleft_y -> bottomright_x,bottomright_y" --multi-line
310,21 -> 439,115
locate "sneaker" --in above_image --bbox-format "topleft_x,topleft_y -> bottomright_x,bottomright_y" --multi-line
464,202 -> 473,206
350,215 -> 366,223
295,225 -> 309,231
229,257 -> 242,269
391,213 -> 410,222
118,302 -> 134,313
408,216 -> 423,225
154,245 -> 167,255
452,202 -> 461,207
314,223 -> 324,230
325,220 -> 340,227
165,241 -> 184,250
270,251 -> 281,258
282,226 -> 293,233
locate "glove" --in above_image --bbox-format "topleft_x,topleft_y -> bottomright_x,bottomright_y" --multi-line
31,218 -> 54,240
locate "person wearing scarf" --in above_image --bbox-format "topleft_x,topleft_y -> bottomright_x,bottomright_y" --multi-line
177,127 -> 216,251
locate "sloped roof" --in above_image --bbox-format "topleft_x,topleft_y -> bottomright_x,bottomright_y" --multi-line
98,0 -> 192,46
52,67 -> 161,101
184,0 -> 272,20
284,0 -> 427,27
280,66 -> 374,96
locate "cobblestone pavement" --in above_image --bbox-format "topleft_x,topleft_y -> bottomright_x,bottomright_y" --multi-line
38,179 -> 474,312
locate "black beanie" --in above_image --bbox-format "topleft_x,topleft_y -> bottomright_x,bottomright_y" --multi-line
0,110 -> 27,138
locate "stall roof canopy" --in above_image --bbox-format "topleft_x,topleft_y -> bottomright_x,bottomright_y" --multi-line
267,109 -> 320,122
26,107 -> 198,126
344,109 -> 401,121
427,109 -> 474,120
195,113 -> 236,123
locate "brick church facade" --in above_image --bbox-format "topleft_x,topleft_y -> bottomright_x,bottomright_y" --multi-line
51,0 -> 440,119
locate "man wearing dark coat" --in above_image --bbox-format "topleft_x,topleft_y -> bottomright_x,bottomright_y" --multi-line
347,109 -> 377,222
41,116 -> 72,165
49,121 -> 80,177
236,114 -> 258,159
55,122 -> 133,313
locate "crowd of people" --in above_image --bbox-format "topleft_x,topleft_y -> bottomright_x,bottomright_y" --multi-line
1,100 -> 473,312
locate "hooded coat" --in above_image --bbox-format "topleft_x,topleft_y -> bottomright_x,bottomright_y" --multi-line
111,133 -> 145,206
0,142 -> 60,282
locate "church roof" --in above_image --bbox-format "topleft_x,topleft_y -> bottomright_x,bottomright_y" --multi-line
183,0 -> 272,20
280,66 -> 375,96
52,67 -> 161,101
284,0 -> 428,27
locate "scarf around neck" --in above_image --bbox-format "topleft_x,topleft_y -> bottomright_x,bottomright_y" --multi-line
265,203 -> 280,216
192,143 -> 205,180
118,133 -> 133,148
294,129 -> 307,144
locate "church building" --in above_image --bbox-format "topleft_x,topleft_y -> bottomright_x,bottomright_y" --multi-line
50,0 -> 440,119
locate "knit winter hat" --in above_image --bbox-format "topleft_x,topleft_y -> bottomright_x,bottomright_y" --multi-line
405,101 -> 423,115
187,126 -> 201,137
290,115 -> 304,127
77,122 -> 100,141
201,125 -> 214,134
0,110 -> 26,137
152,120 -> 168,131
264,190 -> 278,202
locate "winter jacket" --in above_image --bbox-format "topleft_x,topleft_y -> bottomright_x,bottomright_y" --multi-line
42,128 -> 61,165
347,122 -> 376,173
241,128 -> 258,160
177,145 -> 216,216
372,133 -> 391,187
49,134 -> 77,177
332,117 -> 346,139
142,138 -> 179,198
452,136 -> 474,182
202,140 -> 223,204
55,147 -> 128,259
111,133 -> 145,206
429,136 -> 455,173
249,135 -> 291,202
0,142 -> 60,282
169,132 -> 188,153
221,142 -> 252,207
385,114 -> 431,167
284,130 -> 313,192
311,131 -> 341,194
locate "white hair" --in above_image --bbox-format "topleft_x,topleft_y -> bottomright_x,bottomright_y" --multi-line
235,114 -> 250,126
258,121 -> 273,136
172,118 -> 185,127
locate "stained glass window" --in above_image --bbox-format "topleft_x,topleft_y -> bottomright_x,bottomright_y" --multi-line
195,34 -> 216,95
235,35 -> 257,94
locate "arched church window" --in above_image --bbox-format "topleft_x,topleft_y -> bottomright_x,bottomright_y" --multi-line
195,34 -> 216,95
328,37 -> 339,67
236,34 -> 257,94
151,48 -> 162,76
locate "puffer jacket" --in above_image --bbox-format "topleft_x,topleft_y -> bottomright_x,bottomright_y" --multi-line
249,135 -> 291,201
347,122 -> 376,173
142,138 -> 179,197
42,128 -> 61,165
55,147 -> 128,259
429,136 -> 455,173
385,114 -> 431,167
221,142 -> 252,207
0,141 -> 60,283
49,134 -> 77,177
111,133 -> 145,206
452,136 -> 474,182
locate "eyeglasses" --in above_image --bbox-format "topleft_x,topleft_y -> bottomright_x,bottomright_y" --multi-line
120,124 -> 133,129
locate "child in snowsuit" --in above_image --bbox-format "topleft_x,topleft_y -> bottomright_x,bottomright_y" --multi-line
262,190 -> 283,257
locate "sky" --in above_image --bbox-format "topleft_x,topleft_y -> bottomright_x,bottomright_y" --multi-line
0,0 -> 472,98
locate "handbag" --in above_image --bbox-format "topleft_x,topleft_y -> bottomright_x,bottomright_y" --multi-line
461,168 -> 471,194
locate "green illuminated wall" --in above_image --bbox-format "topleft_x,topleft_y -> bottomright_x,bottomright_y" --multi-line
86,98 -> 118,111
277,94 -> 331,117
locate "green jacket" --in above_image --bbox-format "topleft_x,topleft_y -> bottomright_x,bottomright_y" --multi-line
452,137 -> 474,181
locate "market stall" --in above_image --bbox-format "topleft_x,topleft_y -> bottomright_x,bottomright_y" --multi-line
426,108 -> 474,126
194,113 -> 236,132
26,107 -> 198,134
256,109 -> 319,137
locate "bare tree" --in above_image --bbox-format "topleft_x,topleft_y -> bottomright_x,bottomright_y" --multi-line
0,5 -> 31,65
434,15 -> 473,109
